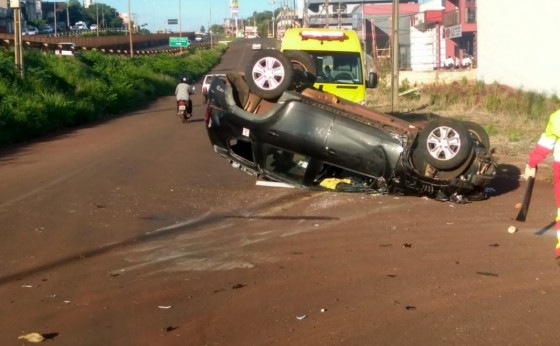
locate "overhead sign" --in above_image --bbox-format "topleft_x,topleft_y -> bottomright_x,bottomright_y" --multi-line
169,37 -> 190,47
168,19 -> 178,25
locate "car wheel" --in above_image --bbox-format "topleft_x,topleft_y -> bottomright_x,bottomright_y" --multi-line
245,50 -> 294,100
463,121 -> 490,149
283,50 -> 317,91
418,118 -> 473,170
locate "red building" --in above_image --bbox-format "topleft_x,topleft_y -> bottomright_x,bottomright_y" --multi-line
414,0 -> 477,68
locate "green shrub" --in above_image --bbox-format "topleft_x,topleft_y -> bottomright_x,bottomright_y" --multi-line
0,44 -> 226,146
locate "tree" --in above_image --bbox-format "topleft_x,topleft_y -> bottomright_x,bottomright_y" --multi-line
210,24 -> 223,34
200,25 -> 205,33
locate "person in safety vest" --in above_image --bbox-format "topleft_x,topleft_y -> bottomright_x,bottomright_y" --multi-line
524,109 -> 560,266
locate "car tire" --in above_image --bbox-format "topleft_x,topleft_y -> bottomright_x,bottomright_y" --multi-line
463,121 -> 490,149
245,50 -> 294,100
417,118 -> 473,171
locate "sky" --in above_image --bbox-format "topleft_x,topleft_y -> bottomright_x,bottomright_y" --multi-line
98,0 -> 280,33
97,0 -> 429,33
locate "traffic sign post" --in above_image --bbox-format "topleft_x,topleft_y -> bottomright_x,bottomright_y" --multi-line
169,37 -> 190,48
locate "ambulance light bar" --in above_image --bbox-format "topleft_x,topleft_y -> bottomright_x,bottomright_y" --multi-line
299,31 -> 348,41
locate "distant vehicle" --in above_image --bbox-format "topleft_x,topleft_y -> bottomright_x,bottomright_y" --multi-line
90,24 -> 98,30
55,42 -> 77,56
26,26 -> 38,35
73,21 -> 87,31
201,74 -> 226,103
39,24 -> 54,34
195,36 -> 203,42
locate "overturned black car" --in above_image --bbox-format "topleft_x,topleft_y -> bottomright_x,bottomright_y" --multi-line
204,50 -> 496,201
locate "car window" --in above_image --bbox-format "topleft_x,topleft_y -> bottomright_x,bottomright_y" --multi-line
264,148 -> 309,183
313,52 -> 363,85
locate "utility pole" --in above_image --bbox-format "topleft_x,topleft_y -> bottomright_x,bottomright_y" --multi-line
54,2 -> 58,35
391,0 -> 399,111
66,1 -> 71,30
324,0 -> 329,29
303,0 -> 309,28
11,1 -> 24,78
179,0 -> 182,37
96,1 -> 99,36
128,0 -> 134,58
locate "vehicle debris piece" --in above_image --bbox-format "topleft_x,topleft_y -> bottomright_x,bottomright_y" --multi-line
405,306 -> 417,311
158,305 -> 173,309
296,315 -> 307,320
232,283 -> 247,289
402,243 -> 412,248
18,332 -> 45,343
476,271 -> 499,277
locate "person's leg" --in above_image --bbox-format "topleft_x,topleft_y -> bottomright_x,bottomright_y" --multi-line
553,161 -> 560,264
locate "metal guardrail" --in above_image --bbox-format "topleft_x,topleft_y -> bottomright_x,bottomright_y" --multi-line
0,32 -> 212,56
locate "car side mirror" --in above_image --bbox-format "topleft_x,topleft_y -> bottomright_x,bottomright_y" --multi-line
367,72 -> 378,89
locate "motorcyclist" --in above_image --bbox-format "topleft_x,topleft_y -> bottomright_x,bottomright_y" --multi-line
175,76 -> 194,118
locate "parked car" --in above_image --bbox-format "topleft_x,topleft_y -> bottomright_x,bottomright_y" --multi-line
201,73 -> 226,103
26,26 -> 38,35
204,50 -> 496,201
39,24 -> 54,34
90,24 -> 98,30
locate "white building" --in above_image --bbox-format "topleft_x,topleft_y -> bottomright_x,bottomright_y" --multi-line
477,0 -> 560,97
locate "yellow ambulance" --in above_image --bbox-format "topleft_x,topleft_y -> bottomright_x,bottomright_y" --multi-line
281,28 -> 377,104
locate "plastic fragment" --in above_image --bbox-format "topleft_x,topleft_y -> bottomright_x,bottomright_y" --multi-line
18,333 -> 45,343
296,315 -> 307,320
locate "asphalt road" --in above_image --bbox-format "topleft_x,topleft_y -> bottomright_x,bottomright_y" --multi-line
1,39 -> 560,346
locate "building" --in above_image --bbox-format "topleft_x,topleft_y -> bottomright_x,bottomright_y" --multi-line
477,0 -> 560,97
409,0 -> 476,71
0,0 -> 43,33
361,2 -> 420,69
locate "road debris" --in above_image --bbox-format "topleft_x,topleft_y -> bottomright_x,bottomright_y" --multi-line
158,305 -> 173,309
476,271 -> 499,277
18,332 -> 45,343
296,315 -> 307,320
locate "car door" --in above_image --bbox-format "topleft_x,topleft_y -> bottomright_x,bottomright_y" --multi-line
256,100 -> 335,159
323,115 -> 404,179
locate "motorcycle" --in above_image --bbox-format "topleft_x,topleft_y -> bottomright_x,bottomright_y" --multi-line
177,100 -> 191,123
177,86 -> 195,123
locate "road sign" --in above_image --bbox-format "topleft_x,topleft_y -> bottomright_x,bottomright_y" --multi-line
168,19 -> 178,25
169,37 -> 190,48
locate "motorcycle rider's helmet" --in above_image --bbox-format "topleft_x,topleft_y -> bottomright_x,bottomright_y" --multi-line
181,76 -> 188,83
